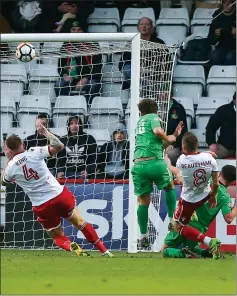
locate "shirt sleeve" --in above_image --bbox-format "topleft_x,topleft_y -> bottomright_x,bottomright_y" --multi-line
31,146 -> 52,159
3,163 -> 12,184
151,115 -> 161,129
221,194 -> 233,216
211,157 -> 219,172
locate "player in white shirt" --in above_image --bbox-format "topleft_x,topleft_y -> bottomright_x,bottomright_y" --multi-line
170,132 -> 221,258
1,121 -> 113,257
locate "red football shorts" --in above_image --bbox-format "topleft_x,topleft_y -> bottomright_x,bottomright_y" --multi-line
32,186 -> 76,231
173,194 -> 210,226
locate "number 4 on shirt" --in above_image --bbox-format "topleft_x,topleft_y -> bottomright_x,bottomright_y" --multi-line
22,164 -> 39,181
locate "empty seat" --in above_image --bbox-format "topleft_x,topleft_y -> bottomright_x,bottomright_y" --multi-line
1,95 -> 16,130
1,64 -> 28,103
195,97 -> 229,131
48,128 -> 67,137
102,83 -> 130,105
121,7 -> 155,33
172,65 -> 205,104
206,66 -> 236,100
29,64 -> 59,103
7,128 -> 35,140
173,97 -> 194,129
102,63 -> 124,82
84,128 -> 110,147
53,96 -> 87,128
87,7 -> 120,33
156,8 -> 190,45
18,95 -> 51,128
190,128 -> 208,147
191,8 -> 217,34
89,96 -> 123,132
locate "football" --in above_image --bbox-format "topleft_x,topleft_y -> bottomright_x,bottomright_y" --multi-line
16,42 -> 36,62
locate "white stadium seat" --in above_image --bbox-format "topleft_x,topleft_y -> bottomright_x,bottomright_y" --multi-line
53,96 -> 87,128
18,95 -> 51,128
28,64 -> 59,103
191,8 -> 217,34
156,8 -> 190,45
84,128 -> 110,147
89,96 -> 123,132
1,64 -> 28,103
173,97 -> 194,129
102,83 -> 130,105
48,128 -> 67,137
172,65 -> 205,104
1,95 -> 16,130
6,128 -> 35,140
102,63 -> 124,83
121,7 -> 155,33
206,66 -> 236,100
87,7 -> 120,33
195,97 -> 229,131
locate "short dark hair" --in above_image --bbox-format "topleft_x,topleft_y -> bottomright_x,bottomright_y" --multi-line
182,132 -> 198,152
138,99 -> 158,115
37,113 -> 49,120
138,17 -> 153,26
221,165 -> 236,183
6,135 -> 22,151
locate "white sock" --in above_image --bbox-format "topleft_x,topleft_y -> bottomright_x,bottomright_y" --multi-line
141,233 -> 148,239
204,236 -> 212,246
103,250 -> 110,255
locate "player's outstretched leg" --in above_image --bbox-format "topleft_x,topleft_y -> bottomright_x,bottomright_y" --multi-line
68,208 -> 113,257
137,194 -> 150,248
49,226 -> 89,257
175,224 -> 221,259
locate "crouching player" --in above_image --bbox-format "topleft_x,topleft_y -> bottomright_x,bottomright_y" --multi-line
162,164 -> 236,258
1,122 -> 113,257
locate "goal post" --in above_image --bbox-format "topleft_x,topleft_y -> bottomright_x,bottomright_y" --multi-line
0,33 -> 177,252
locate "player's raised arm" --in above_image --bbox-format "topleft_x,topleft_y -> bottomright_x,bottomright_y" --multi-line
1,142 -> 14,186
36,120 -> 64,155
164,154 -> 183,184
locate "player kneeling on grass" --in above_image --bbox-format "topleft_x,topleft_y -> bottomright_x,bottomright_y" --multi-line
162,164 -> 236,259
132,99 -> 183,248
169,132 -> 222,259
1,122 -> 113,258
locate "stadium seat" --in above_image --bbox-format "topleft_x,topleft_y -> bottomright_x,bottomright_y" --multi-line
173,97 -> 194,129
48,128 -> 67,137
102,83 -> 130,105
191,8 -> 217,34
102,63 -> 124,83
18,95 -> 51,128
28,64 -> 59,103
121,7 -> 155,33
1,95 -> 16,130
88,96 -> 123,132
156,8 -> 190,45
53,96 -> 87,128
6,128 -> 35,140
87,7 -> 120,33
206,66 -> 236,100
172,65 -> 205,104
84,128 -> 110,147
195,97 -> 229,131
1,64 -> 28,103
190,128 -> 208,148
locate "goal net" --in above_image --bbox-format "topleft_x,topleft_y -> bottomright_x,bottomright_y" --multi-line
0,33 -> 177,252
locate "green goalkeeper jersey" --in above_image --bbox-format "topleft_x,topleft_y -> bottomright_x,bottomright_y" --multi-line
194,182 -> 232,232
133,113 -> 163,160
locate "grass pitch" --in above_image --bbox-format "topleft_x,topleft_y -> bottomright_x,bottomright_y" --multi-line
1,250 -> 236,295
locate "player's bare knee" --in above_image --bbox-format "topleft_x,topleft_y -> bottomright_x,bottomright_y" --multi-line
173,221 -> 181,232
164,182 -> 174,192
138,194 -> 151,206
49,227 -> 63,239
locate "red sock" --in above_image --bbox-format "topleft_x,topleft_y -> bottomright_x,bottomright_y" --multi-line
180,225 -> 206,243
80,222 -> 107,253
54,234 -> 71,251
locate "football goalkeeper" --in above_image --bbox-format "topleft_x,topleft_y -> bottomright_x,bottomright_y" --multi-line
132,99 -> 183,248
162,164 -> 236,258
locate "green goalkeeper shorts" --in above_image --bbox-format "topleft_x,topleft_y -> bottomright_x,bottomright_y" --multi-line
131,158 -> 172,197
164,221 -> 206,250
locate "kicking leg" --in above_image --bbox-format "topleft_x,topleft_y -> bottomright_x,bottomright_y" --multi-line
137,194 -> 150,248
68,207 -> 113,257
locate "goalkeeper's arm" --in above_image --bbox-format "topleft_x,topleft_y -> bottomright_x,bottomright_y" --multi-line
224,201 -> 236,224
153,127 -> 176,144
